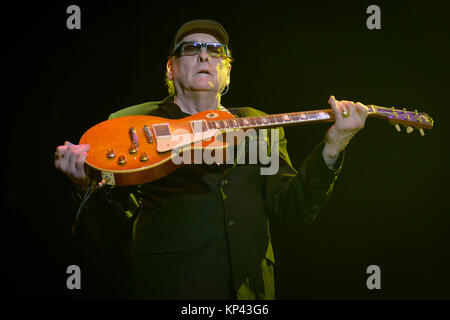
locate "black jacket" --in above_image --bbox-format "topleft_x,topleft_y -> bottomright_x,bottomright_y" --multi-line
74,96 -> 343,300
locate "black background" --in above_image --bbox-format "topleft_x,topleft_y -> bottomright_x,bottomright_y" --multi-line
4,0 -> 450,300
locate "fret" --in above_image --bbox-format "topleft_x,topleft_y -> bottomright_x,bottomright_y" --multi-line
282,114 -> 291,122
237,118 -> 245,127
308,112 -> 318,120
317,111 -> 331,119
255,117 -> 262,125
290,113 -> 299,121
299,112 -> 308,120
243,118 -> 250,126
249,118 -> 256,125
268,115 -> 276,124
275,115 -> 283,123
261,116 -> 269,124
227,119 -> 234,128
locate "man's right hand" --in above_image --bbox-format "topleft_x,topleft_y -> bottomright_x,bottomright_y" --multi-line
54,141 -> 92,188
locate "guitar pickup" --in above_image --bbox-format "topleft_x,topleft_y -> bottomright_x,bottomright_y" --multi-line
152,123 -> 171,140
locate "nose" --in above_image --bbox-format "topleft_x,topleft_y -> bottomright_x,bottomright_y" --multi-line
198,47 -> 210,62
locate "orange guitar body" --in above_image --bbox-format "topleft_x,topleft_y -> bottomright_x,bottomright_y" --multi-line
79,110 -> 236,186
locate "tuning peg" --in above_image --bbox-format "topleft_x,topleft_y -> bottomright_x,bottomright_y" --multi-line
419,128 -> 425,136
394,124 -> 401,132
406,126 -> 414,134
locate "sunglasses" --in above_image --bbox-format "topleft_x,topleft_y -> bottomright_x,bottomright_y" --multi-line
173,41 -> 229,58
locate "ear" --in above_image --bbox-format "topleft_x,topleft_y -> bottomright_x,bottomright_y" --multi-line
166,59 -> 173,80
226,64 -> 231,86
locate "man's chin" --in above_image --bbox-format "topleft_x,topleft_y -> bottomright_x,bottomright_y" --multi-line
191,82 -> 217,91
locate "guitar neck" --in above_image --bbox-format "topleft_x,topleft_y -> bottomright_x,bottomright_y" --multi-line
235,107 -> 346,129
205,105 -> 433,131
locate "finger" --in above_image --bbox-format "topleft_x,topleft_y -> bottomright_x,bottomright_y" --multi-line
74,152 -> 88,178
55,145 -> 69,169
62,141 -> 75,155
57,144 -> 85,176
66,145 -> 80,173
56,145 -> 68,157
342,100 -> 355,109
58,143 -> 89,155
329,95 -> 343,122
355,102 -> 369,119
55,151 -> 68,171
55,142 -> 78,169
76,151 -> 88,168
343,100 -> 356,119
54,155 -> 63,169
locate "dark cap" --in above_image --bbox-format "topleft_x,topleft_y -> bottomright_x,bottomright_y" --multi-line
172,19 -> 229,51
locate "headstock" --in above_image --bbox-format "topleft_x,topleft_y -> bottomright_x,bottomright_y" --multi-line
369,105 -> 434,136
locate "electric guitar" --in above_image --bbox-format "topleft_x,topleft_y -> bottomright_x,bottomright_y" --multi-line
79,105 -> 434,186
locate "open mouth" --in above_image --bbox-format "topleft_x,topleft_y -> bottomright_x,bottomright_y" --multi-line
196,70 -> 212,75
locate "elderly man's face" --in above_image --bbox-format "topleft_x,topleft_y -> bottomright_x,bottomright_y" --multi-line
169,33 -> 230,95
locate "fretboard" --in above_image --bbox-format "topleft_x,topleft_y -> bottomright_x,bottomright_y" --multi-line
206,106 -> 378,130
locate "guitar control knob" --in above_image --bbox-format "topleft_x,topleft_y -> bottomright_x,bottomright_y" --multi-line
394,124 -> 401,132
139,152 -> 149,162
106,149 -> 115,159
406,126 -> 414,134
117,155 -> 127,165
129,144 -> 138,154
419,128 -> 425,136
